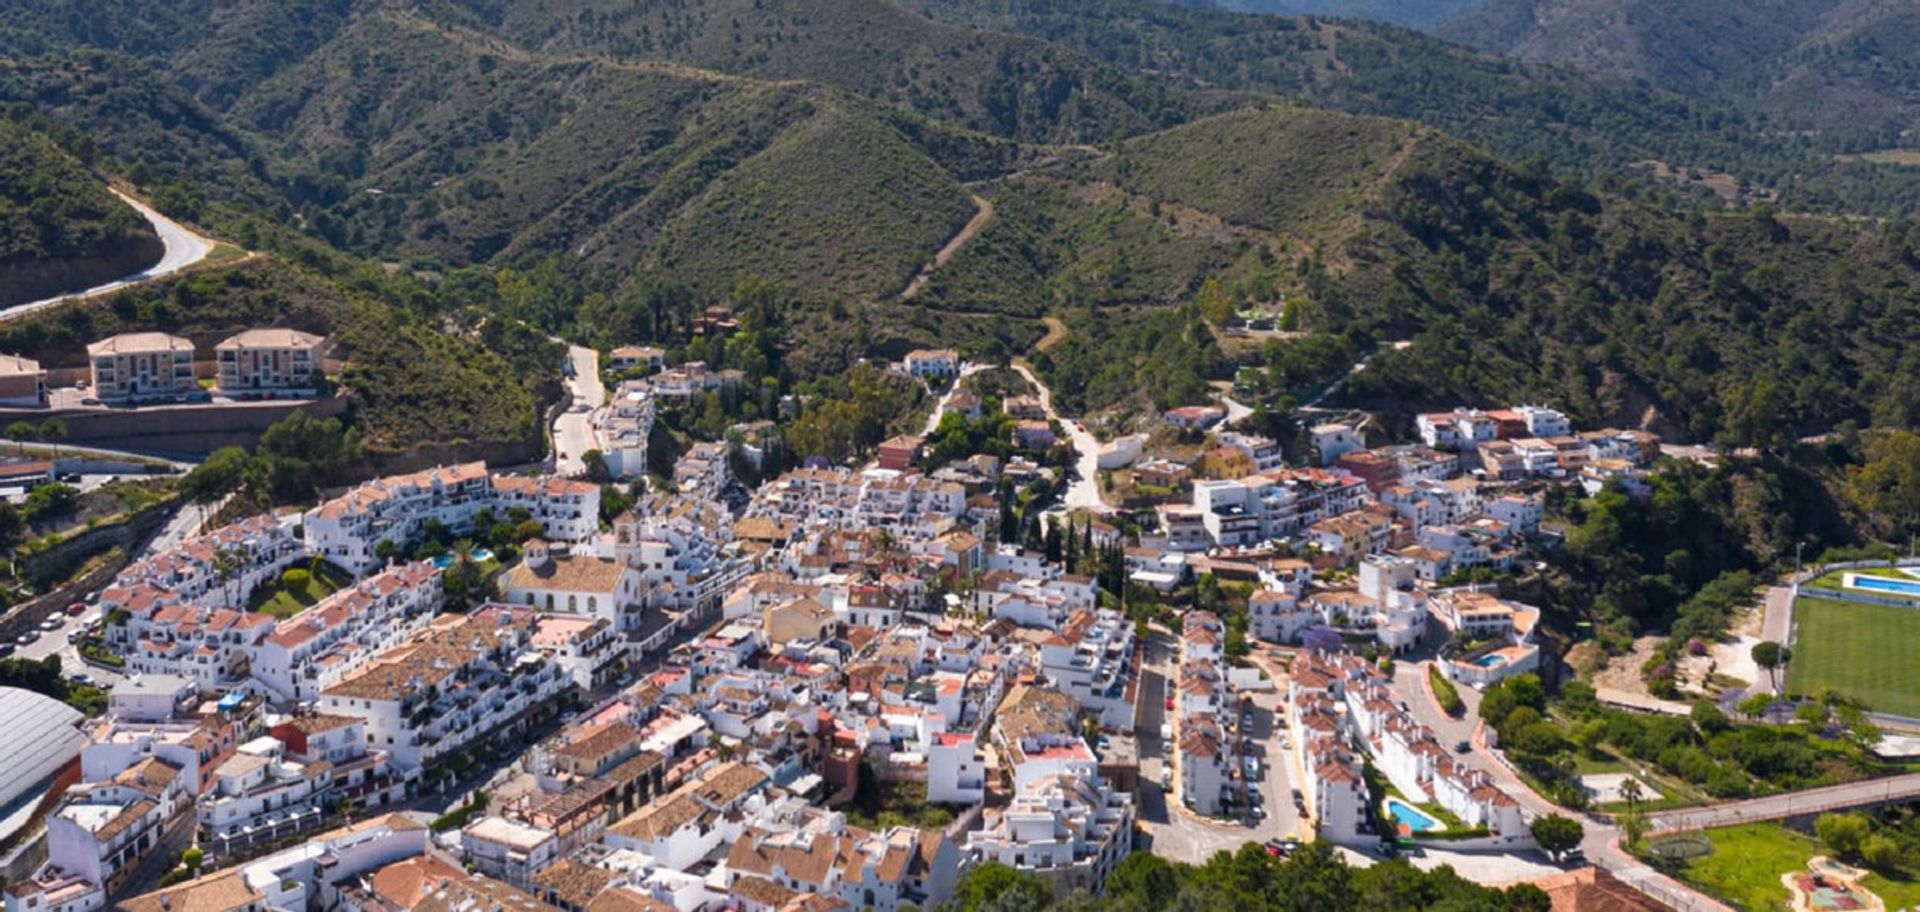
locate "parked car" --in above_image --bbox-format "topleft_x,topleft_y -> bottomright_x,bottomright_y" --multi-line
1159,722 -> 1173,742
1160,767 -> 1172,789
65,602 -> 86,616
1454,740 -> 1471,754
17,630 -> 39,645
67,629 -> 84,644
1243,756 -> 1260,779
0,642 -> 14,657
70,673 -> 93,687
39,617 -> 61,631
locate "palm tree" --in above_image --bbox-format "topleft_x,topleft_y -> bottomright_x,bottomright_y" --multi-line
1619,776 -> 1644,810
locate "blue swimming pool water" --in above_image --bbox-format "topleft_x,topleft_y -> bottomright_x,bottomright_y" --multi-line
1386,798 -> 1441,833
1473,654 -> 1506,668
1850,575 -> 1920,596
431,547 -> 495,570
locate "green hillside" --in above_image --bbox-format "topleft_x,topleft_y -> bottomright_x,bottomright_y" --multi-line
904,0 -> 1920,217
425,0 -> 1201,145
1438,0 -> 1920,144
0,257 -> 558,452
0,119 -> 151,266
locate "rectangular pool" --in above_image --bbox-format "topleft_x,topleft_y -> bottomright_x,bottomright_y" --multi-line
1846,573 -> 1920,597
1385,798 -> 1442,833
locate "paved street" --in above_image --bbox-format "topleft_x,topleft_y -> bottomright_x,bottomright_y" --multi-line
2,188 -> 217,321
8,500 -> 214,681
1008,362 -> 1105,511
552,345 -> 605,477
1135,631 -> 1301,864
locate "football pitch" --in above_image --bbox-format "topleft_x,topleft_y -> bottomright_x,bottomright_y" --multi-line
1788,596 -> 1920,718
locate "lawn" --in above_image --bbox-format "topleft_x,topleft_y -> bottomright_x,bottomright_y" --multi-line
846,763 -> 956,831
248,561 -> 352,619
1670,823 -> 1920,912
1789,596 -> 1920,717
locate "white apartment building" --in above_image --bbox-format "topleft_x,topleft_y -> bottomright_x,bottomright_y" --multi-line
461,816 -> 558,888
1191,470 -> 1372,547
1249,588 -> 1318,644
900,349 -> 960,379
1311,421 -> 1366,466
106,514 -> 304,614
196,739 -> 330,849
927,732 -> 988,804
41,758 -> 188,898
968,736 -> 1132,898
251,561 -> 444,706
1514,405 -> 1572,438
1037,610 -> 1136,730
1416,409 -> 1500,451
1216,431 -> 1287,473
317,613 -> 571,772
304,463 -> 599,575
750,467 -> 966,534
592,381 -> 655,480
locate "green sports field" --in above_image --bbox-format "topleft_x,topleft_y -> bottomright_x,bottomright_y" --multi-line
1788,596 -> 1920,717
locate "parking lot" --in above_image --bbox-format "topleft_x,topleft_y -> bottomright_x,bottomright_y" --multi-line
1135,630 -> 1304,864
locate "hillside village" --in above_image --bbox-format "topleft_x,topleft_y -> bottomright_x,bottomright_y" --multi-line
0,339 -> 1714,912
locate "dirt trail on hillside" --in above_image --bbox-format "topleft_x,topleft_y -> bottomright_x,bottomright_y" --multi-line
899,194 -> 994,301
1034,316 -> 1068,353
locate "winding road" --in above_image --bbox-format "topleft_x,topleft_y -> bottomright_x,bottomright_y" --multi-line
552,345 -> 605,477
2,189 -> 218,321
1009,361 -> 1106,511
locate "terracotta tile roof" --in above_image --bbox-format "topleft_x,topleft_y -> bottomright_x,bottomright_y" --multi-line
503,555 -> 631,595
118,870 -> 261,912
531,859 -> 617,910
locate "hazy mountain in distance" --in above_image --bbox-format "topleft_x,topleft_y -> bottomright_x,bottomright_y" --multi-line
1172,0 -> 1482,30
1435,0 -> 1920,140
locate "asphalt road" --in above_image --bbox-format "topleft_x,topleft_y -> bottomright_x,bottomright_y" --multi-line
3,189 -> 215,320
1008,362 -> 1105,511
1135,630 -> 1301,864
552,345 -> 604,477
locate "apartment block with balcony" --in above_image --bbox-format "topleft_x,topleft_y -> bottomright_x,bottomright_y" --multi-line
214,328 -> 325,392
317,613 -> 571,772
1037,610 -> 1136,730
86,332 -> 196,403
304,463 -> 599,576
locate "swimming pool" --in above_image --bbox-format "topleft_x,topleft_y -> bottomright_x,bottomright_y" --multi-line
431,547 -> 496,569
1845,573 -> 1920,597
1385,798 -> 1442,833
1472,654 -> 1506,668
